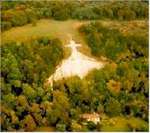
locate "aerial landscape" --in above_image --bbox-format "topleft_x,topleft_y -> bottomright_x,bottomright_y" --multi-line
1,0 -> 149,132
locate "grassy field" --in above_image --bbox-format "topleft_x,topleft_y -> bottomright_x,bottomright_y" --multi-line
2,19 -> 147,57
1,19 -> 84,44
35,126 -> 55,132
101,116 -> 148,132
1,19 -> 92,57
2,19 -> 147,43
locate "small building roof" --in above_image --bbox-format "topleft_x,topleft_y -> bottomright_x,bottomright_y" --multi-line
80,112 -> 100,119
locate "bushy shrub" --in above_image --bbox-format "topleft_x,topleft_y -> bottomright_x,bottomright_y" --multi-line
105,97 -> 122,116
79,22 -> 127,60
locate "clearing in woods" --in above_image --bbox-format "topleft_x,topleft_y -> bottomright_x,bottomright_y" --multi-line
2,19 -> 147,44
1,19 -> 147,57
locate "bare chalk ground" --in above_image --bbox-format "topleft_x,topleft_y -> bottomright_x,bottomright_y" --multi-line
47,39 -> 104,86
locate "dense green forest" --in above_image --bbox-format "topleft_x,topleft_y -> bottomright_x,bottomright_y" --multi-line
1,0 -> 148,31
1,0 -> 149,132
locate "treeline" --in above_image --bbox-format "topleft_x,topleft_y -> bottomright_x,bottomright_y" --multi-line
1,37 -> 64,131
1,34 -> 148,131
77,22 -> 148,130
1,37 -> 63,85
50,61 -> 148,131
1,0 -> 148,31
79,22 -> 148,61
1,64 -> 149,131
39,22 -> 148,131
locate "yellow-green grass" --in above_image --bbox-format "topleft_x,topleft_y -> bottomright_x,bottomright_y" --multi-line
101,116 -> 148,132
2,19 -> 147,44
35,126 -> 55,132
1,19 -> 84,44
1,19 -> 92,57
101,116 -> 130,132
1,19 -> 147,58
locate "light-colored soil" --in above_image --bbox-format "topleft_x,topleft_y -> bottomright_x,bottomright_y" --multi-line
47,39 -> 104,86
